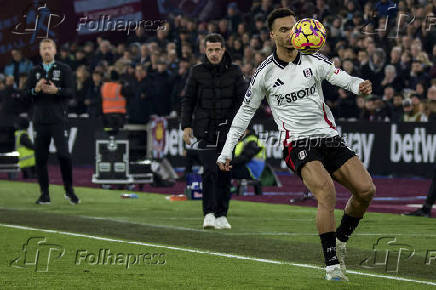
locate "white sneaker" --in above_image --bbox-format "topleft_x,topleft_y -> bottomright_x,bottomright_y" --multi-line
203,213 -> 215,229
325,264 -> 348,281
215,216 -> 231,229
336,238 -> 347,273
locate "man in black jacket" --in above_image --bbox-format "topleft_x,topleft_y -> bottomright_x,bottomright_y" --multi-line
25,38 -> 79,205
181,33 -> 246,229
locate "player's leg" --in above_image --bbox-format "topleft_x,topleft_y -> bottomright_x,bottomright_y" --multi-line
301,161 -> 347,280
332,156 -> 376,241
51,123 -> 79,204
301,161 -> 337,234
34,123 -> 51,203
283,140 -> 347,280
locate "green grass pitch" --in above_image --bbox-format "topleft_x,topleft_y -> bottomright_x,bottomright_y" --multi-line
0,180 -> 435,289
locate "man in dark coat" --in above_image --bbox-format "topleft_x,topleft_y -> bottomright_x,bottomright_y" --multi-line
24,38 -> 79,205
181,33 -> 246,229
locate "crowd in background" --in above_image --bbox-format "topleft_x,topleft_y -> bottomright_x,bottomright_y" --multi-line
0,0 -> 435,125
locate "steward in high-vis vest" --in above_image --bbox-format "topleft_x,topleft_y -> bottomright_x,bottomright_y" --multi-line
101,70 -> 127,133
14,118 -> 36,179
232,128 -> 266,195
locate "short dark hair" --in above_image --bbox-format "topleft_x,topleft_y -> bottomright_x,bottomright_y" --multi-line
267,8 -> 296,31
39,38 -> 56,48
204,33 -> 225,48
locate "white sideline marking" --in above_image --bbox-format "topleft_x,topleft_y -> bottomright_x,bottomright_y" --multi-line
1,223 -> 435,287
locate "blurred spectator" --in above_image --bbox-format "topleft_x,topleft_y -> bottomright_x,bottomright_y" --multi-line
139,44 -> 151,66
58,46 -> 74,68
428,86 -> 436,101
409,60 -> 430,90
170,59 -> 190,117
357,50 -> 372,80
92,40 -> 114,70
226,2 -> 241,32
84,71 -> 103,117
73,65 -> 91,115
4,49 -> 33,87
71,49 -> 88,71
369,48 -> 387,95
361,95 -> 390,122
382,86 -> 395,103
335,88 -> 359,121
251,0 -> 274,18
427,100 -> 436,122
123,64 -> 153,124
391,93 -> 404,122
381,65 -> 403,92
0,76 -> 26,121
150,59 -> 172,117
403,98 -> 427,122
315,0 -> 330,21
101,71 -> 127,133
375,0 -> 397,18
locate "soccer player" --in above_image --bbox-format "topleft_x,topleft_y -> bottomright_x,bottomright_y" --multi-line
217,8 -> 375,281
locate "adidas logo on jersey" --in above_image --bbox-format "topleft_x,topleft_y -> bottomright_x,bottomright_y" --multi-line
272,78 -> 284,88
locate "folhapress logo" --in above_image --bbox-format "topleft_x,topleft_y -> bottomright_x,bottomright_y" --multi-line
9,237 -> 65,272
360,236 -> 415,273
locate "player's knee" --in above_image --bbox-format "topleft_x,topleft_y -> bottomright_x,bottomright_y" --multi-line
313,179 -> 336,208
312,178 -> 335,195
358,183 -> 376,202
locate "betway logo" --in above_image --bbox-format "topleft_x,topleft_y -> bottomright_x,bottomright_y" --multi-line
390,124 -> 436,163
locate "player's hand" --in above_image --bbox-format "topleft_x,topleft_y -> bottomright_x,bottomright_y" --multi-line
217,158 -> 232,171
359,80 -> 372,95
42,81 -> 59,94
35,78 -> 46,93
183,127 -> 193,145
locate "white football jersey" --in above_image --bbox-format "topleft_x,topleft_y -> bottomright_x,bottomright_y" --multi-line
218,50 -> 364,162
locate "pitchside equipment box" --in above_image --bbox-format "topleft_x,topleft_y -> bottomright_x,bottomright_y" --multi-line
92,130 -> 153,185
92,131 -> 133,184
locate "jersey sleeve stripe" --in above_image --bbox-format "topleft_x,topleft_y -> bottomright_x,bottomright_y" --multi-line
250,57 -> 273,85
308,53 -> 333,65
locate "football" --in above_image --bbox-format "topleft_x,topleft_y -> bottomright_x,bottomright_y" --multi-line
290,18 -> 327,54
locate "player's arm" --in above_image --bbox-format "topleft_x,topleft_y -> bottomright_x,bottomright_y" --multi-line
217,76 -> 265,171
318,54 -> 372,95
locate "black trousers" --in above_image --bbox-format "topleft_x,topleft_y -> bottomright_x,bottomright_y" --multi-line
185,149 -> 201,174
34,122 -> 73,195
423,166 -> 436,210
197,140 -> 231,217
